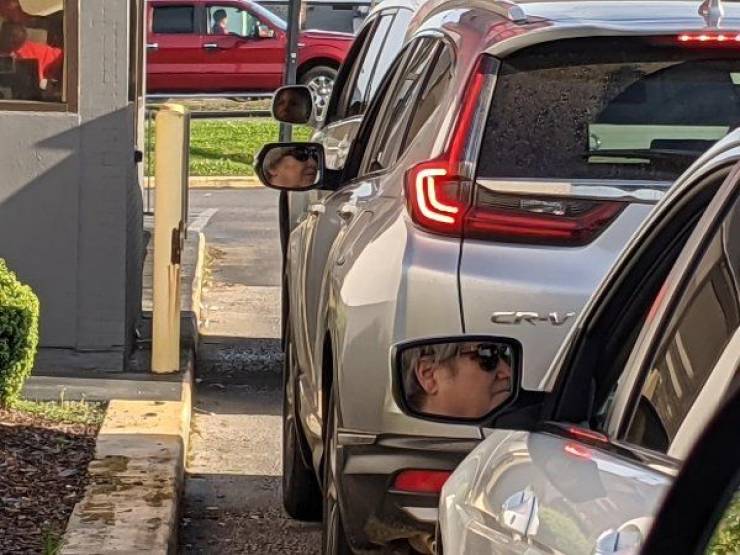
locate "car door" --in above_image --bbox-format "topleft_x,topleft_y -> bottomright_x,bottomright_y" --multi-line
291,37 -> 444,443
147,2 -> 203,92
201,1 -> 284,91
444,161 -> 740,555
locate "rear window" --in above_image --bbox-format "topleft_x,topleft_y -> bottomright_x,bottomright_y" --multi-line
478,37 -> 740,182
152,6 -> 195,34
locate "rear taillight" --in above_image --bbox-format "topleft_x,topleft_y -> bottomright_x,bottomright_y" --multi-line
405,56 -> 625,246
465,191 -> 625,246
677,32 -> 740,44
393,469 -> 452,494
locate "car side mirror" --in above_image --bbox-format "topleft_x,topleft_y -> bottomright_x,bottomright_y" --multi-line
257,24 -> 275,39
272,85 -> 314,125
256,142 -> 325,192
393,337 -> 521,422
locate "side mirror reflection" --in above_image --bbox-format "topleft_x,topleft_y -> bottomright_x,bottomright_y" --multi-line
397,338 -> 519,421
272,85 -> 313,125
256,143 -> 325,192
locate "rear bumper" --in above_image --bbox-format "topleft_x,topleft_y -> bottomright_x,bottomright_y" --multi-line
338,435 -> 480,552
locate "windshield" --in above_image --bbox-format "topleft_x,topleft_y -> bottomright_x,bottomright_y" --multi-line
247,1 -> 287,30
478,37 -> 740,182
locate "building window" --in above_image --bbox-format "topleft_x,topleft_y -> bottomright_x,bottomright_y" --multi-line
0,0 -> 78,111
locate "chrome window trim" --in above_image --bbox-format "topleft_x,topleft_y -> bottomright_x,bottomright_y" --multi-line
477,178 -> 671,204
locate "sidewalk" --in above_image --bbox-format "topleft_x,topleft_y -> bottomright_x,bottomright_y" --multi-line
22,222 -> 207,555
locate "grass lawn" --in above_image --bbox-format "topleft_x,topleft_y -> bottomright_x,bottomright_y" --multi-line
146,118 -> 312,177
13,398 -> 106,426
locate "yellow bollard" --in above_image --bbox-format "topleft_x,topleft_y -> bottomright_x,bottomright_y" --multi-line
152,104 -> 190,374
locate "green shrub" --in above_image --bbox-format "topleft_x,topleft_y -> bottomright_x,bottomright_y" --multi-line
0,259 -> 40,408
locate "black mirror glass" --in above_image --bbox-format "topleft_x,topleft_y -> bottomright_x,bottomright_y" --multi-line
396,338 -> 519,421
256,142 -> 324,191
272,85 -> 313,125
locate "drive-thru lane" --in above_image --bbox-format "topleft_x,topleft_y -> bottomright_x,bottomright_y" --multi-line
179,189 -> 321,554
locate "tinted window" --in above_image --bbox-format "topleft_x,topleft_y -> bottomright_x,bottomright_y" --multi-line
152,6 -> 195,34
336,14 -> 392,119
362,39 -> 439,173
403,46 -> 453,151
624,193 -> 740,453
366,9 -> 412,103
478,37 -> 740,182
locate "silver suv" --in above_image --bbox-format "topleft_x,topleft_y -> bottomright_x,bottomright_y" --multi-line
259,0 -> 740,552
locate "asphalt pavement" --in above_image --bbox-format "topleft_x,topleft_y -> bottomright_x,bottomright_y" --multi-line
179,189 -> 321,553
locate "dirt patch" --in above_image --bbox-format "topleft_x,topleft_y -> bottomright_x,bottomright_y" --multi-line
0,409 -> 101,554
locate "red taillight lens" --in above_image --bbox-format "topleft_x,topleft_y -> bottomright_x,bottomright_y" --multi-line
567,426 -> 609,444
464,191 -> 626,246
404,55 -> 625,245
393,469 -> 452,494
677,32 -> 740,44
406,160 -> 468,236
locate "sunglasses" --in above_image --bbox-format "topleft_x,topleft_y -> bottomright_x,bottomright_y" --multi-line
457,343 -> 511,372
286,148 -> 316,162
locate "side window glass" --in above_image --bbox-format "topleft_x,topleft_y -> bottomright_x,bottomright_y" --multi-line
207,5 -> 256,37
336,14 -> 392,120
362,38 -> 439,174
366,9 -> 412,102
624,193 -> 740,454
403,45 -> 453,152
152,6 -> 195,34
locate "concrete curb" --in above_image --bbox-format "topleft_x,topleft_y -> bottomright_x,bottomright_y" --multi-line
145,176 -> 262,189
59,234 -> 205,553
60,359 -> 193,555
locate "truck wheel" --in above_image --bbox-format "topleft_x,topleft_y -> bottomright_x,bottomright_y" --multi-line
300,65 -> 337,122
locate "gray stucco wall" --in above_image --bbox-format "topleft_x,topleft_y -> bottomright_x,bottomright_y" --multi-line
0,0 -> 143,372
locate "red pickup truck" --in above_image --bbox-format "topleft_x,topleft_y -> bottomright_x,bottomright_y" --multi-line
146,0 -> 353,99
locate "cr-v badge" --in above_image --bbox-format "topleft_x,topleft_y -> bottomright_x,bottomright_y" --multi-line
491,312 -> 576,326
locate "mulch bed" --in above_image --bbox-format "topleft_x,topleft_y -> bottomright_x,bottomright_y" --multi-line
0,409 -> 99,554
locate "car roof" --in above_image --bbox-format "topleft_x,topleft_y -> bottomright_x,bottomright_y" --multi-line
409,0 -> 740,52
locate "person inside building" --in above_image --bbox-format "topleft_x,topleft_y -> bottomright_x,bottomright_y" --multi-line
0,20 -> 63,90
402,342 -> 514,419
211,9 -> 228,35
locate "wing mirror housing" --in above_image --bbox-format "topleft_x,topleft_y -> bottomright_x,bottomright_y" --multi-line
393,336 -> 521,422
255,142 -> 326,192
257,24 -> 275,39
272,85 -> 314,125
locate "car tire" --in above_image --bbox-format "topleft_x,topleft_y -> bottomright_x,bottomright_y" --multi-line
322,391 -> 353,554
282,324 -> 322,521
299,65 -> 337,122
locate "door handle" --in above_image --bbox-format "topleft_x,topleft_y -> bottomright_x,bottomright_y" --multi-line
203,42 -> 221,50
337,204 -> 358,222
147,42 -> 159,50
308,203 -> 325,216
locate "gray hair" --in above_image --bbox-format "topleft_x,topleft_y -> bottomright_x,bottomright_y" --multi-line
401,342 -> 476,410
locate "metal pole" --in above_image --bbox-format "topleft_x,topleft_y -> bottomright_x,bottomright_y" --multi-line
279,0 -> 301,143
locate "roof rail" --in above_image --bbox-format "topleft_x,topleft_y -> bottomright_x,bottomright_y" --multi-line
491,0 -> 527,23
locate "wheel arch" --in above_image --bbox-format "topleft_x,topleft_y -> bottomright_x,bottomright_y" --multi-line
298,57 -> 341,81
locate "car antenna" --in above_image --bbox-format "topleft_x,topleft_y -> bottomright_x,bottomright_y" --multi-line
698,0 -> 724,28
